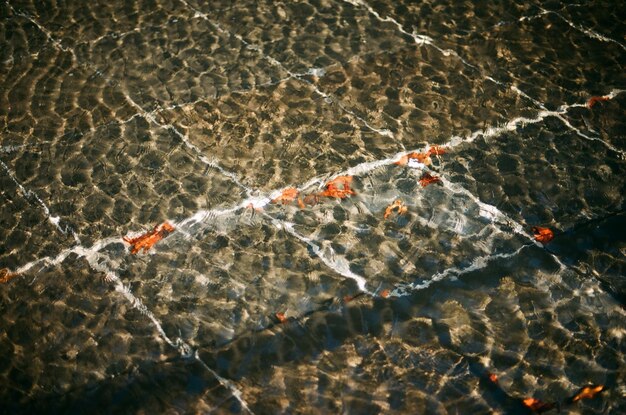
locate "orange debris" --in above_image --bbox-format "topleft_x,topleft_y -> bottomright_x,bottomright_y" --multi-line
297,197 -> 306,209
571,385 -> 605,402
531,226 -> 554,244
384,199 -> 408,219
0,268 -> 18,284
522,398 -> 555,412
123,222 -> 175,254
587,95 -> 610,108
380,289 -> 390,298
488,373 -> 498,383
419,172 -> 441,187
319,175 -> 355,199
272,187 -> 299,204
394,151 -> 431,166
427,145 -> 447,156
275,312 -> 287,323
303,194 -> 319,206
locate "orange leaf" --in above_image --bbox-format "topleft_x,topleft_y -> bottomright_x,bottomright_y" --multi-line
272,187 -> 299,204
394,152 -> 431,166
488,373 -> 498,383
531,226 -> 554,244
297,197 -> 305,209
0,268 -> 18,284
587,96 -> 610,108
319,176 -> 355,199
275,312 -> 287,323
427,145 -> 447,156
384,199 -> 407,219
123,222 -> 175,254
380,289 -> 390,298
571,385 -> 605,402
522,398 -> 555,412
303,194 -> 319,206
419,172 -> 441,187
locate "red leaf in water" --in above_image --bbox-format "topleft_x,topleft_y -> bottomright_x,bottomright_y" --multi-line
275,312 -> 287,323
303,194 -> 319,206
531,226 -> 554,244
488,373 -> 498,383
427,145 -> 447,156
587,95 -> 610,108
522,398 -> 556,413
123,222 -> 175,254
571,385 -> 605,402
319,175 -> 355,199
272,187 -> 299,204
384,199 -> 407,219
394,151 -> 431,166
0,268 -> 18,284
419,172 -> 441,187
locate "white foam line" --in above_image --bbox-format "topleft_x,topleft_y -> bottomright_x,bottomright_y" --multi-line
178,0 -> 396,139
0,159 -> 81,243
164,125 -> 256,195
75,248 -> 253,415
123,94 -> 256,197
260,211 -> 372,294
509,85 -> 626,157
391,244 -> 530,297
525,8 -> 626,52
194,351 -> 255,414
12,87 -> 621,274
343,0 -> 478,70
11,90 -> 620,277
436,173 -> 576,275
311,87 -> 395,138
7,4 -> 77,59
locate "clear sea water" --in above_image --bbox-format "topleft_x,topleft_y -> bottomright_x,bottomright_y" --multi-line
1,0 -> 625,413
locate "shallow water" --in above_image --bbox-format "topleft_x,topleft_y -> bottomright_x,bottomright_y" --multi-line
1,0 -> 625,413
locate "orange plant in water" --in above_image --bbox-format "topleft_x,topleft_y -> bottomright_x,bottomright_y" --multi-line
587,95 -> 610,108
123,222 -> 175,254
394,146 -> 447,166
394,151 -> 430,166
0,268 -> 18,284
571,385 -> 605,402
272,187 -> 299,204
384,199 -> 408,219
531,226 -> 554,244
419,172 -> 441,187
427,145 -> 447,156
275,312 -> 288,323
522,398 -> 555,413
318,175 -> 355,199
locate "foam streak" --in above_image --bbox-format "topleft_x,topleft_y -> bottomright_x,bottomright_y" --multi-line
0,159 -> 80,243
392,244 -> 531,296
